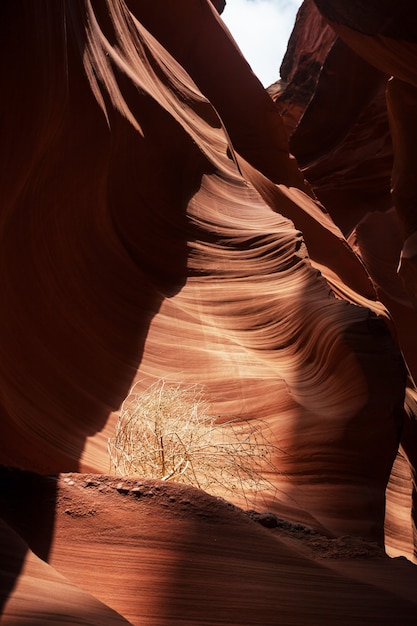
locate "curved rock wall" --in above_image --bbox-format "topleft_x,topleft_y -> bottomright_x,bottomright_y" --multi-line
273,0 -> 417,559
0,0 -> 407,540
0,2 -> 416,620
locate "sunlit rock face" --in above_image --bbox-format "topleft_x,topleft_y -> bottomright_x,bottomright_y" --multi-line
0,1 -> 416,622
273,0 -> 417,560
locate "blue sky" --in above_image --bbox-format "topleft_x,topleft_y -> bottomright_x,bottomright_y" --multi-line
221,0 -> 303,86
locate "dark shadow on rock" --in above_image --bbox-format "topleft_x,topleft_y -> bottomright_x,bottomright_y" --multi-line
0,0 -> 214,612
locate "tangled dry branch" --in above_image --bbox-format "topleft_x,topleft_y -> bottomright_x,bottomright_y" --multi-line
108,379 -> 276,504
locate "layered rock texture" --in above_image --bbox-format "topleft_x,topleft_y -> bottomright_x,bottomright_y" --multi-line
272,0 -> 417,564
1,0 -> 417,623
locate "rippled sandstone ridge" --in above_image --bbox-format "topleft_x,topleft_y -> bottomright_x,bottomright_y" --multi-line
1,1 -> 417,623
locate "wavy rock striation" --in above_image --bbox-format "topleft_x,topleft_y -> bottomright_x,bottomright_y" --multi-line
273,0 -> 417,562
0,0 -> 416,622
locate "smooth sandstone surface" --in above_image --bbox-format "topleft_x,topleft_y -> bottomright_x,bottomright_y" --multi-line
2,471 -> 417,625
1,0 -> 417,623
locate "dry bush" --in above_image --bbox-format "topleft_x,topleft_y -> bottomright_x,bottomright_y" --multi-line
108,379 -> 275,503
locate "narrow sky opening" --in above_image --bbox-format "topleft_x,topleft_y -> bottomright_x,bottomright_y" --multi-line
221,0 -> 303,87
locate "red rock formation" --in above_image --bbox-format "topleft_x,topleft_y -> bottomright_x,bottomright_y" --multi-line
272,0 -> 393,234
312,0 -> 417,562
311,5 -> 417,201
0,0 -> 416,622
310,0 -> 417,300
274,0 -> 417,561
2,470 -> 417,625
